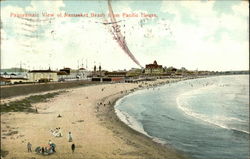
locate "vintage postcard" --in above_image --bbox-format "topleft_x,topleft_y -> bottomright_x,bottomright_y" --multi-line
0,0 -> 249,159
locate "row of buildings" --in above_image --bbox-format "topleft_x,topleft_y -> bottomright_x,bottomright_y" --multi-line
1,60 -> 209,85
0,67 -> 91,85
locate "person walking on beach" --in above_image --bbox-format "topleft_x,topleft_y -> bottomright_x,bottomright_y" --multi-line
68,132 -> 73,142
27,142 -> 32,152
71,143 -> 75,153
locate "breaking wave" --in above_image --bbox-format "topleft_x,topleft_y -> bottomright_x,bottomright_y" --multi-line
176,89 -> 249,135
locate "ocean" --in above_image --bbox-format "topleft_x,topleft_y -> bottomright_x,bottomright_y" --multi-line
115,75 -> 249,159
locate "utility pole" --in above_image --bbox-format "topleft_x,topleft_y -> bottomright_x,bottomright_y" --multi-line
86,59 -> 88,70
77,60 -> 79,70
20,61 -> 22,72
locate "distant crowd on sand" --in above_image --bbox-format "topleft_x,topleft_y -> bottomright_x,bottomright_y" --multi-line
27,116 -> 75,156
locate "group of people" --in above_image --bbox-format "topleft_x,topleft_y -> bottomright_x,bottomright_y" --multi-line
33,140 -> 56,155
27,131 -> 76,156
50,127 -> 63,137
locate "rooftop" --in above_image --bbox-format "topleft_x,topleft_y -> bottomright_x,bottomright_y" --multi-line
145,60 -> 163,69
29,69 -> 56,73
57,71 -> 69,75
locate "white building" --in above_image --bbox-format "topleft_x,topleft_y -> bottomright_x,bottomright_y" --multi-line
28,69 -> 58,82
76,68 -> 91,80
145,60 -> 164,75
57,68 -> 91,81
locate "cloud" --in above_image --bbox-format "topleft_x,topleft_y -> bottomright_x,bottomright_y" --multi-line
232,1 -> 249,17
1,1 -> 249,71
2,0 -> 152,70
159,0 -> 249,71
25,1 -> 65,13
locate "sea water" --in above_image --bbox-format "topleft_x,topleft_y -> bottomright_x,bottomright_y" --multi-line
115,75 -> 249,159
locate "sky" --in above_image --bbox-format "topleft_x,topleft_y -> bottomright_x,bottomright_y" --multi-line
0,0 -> 249,71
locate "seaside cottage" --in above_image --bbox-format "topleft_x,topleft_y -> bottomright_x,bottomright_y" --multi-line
28,69 -> 58,82
77,68 -> 91,80
57,67 -> 91,81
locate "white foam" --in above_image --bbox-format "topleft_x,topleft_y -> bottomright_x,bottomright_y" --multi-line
152,137 -> 167,145
115,99 -> 168,145
176,90 -> 250,134
115,108 -> 149,136
180,84 -> 216,97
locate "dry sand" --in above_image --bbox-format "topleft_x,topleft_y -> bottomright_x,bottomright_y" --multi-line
1,79 -> 190,159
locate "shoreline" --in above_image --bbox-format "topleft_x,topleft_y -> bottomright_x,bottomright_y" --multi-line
1,78 -> 190,159
111,75 -> 250,159
96,93 -> 189,159
94,78 -> 190,159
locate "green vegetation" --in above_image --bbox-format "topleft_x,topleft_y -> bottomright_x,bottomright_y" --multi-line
0,91 -> 64,113
0,149 -> 9,158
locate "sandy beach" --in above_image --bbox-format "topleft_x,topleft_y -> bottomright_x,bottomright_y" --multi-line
1,78 -> 190,159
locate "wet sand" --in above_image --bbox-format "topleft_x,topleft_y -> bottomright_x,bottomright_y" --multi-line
1,79 -> 190,159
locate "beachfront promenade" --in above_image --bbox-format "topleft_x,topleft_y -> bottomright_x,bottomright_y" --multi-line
0,78 -> 190,159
